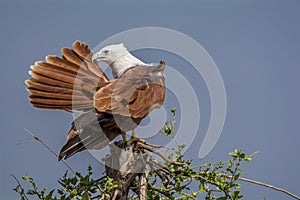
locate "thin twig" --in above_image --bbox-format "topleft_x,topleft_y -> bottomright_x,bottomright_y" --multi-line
137,142 -> 186,167
145,152 -> 170,173
97,194 -> 110,200
23,128 -> 75,174
220,173 -> 300,200
11,174 -> 29,200
155,169 -> 169,183
200,170 -> 300,200
143,142 -> 164,148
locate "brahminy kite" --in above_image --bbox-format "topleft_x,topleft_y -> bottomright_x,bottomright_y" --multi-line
25,41 -> 165,160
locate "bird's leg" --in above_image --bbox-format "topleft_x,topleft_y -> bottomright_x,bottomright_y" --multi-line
127,129 -> 145,145
118,132 -> 127,147
132,129 -> 136,138
121,132 -> 127,142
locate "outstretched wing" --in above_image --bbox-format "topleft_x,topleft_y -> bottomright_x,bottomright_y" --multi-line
25,41 -> 120,160
25,40 -> 109,111
94,61 -> 166,119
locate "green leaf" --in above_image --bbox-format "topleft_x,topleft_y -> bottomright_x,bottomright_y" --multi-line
82,192 -> 89,200
26,190 -> 37,195
45,189 -> 55,200
234,173 -> 241,181
171,107 -> 176,115
22,176 -> 33,183
232,190 -> 241,200
199,183 -> 205,193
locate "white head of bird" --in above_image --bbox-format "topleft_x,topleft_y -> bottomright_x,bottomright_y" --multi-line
92,43 -> 146,78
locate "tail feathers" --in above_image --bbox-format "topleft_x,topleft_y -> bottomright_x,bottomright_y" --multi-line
26,40 -> 109,111
58,125 -> 119,160
58,133 -> 86,160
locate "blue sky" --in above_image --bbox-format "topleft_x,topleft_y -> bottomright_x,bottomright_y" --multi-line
1,1 -> 300,199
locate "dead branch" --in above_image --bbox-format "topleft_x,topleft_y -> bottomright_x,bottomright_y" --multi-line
23,128 -> 75,174
139,168 -> 149,200
220,173 -> 300,200
136,142 -> 186,167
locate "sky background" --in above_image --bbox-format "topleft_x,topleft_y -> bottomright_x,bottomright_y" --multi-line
1,0 -> 300,199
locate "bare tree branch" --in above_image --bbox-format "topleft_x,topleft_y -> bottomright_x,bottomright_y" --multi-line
137,142 -> 186,167
23,128 -> 75,174
139,168 -> 149,200
221,173 -> 300,200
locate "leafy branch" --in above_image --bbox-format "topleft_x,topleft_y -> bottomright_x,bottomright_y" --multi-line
13,108 -> 300,200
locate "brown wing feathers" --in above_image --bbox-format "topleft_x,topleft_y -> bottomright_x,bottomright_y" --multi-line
25,41 -> 108,111
93,61 -> 166,119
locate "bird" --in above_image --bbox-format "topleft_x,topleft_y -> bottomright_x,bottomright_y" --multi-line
25,40 -> 166,160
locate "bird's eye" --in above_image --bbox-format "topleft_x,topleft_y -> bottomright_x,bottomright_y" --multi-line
103,50 -> 109,54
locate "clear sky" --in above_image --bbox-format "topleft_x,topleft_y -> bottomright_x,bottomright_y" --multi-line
1,0 -> 300,199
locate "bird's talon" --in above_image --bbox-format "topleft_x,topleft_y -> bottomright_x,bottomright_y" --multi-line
127,136 -> 145,146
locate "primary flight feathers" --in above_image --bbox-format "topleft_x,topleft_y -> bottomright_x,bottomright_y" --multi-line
25,40 -> 166,160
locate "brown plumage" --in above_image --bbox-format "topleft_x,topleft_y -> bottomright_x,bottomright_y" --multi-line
25,40 -> 165,160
